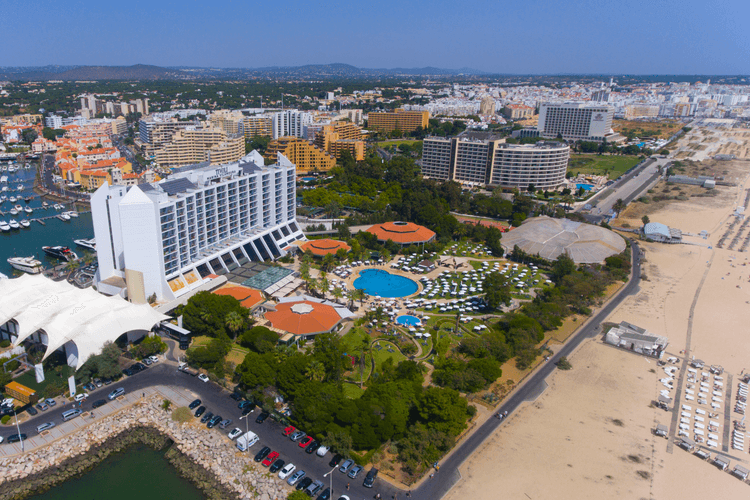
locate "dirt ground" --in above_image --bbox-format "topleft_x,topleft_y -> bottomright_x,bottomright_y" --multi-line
613,119 -> 684,139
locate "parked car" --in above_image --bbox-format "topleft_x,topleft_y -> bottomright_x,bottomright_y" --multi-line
206,415 -> 222,428
269,458 -> 285,473
262,451 -> 279,467
74,393 -> 88,402
347,465 -> 363,479
45,398 -> 57,407
305,440 -> 320,454
287,469 -> 306,486
255,411 -> 269,424
25,406 -> 38,416
194,406 -> 206,418
283,425 -> 296,437
328,454 -> 343,468
230,392 -> 243,401
318,487 -> 332,500
278,463 -> 296,480
148,355 -> 159,364
83,382 -> 96,391
6,433 -> 27,443
298,436 -> 314,449
296,477 -> 313,491
254,446 -> 271,462
36,422 -> 55,433
316,445 -> 329,457
238,400 -> 253,409
241,406 -> 255,417
102,378 -> 113,386
92,399 -> 107,409
198,374 -> 210,383
363,467 -> 378,488
305,480 -> 324,497
108,388 -> 125,400
188,399 -> 202,410
35,402 -> 49,412
339,459 -> 354,474
290,430 -> 306,442
93,378 -> 103,388
142,358 -> 152,366
200,411 -> 214,424
219,418 -> 232,429
227,428 -> 243,440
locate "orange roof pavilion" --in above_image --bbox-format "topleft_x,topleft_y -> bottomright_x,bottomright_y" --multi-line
265,300 -> 345,336
298,238 -> 351,257
365,221 -> 436,246
213,284 -> 265,309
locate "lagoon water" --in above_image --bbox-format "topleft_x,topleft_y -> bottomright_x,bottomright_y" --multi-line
0,162 -> 93,276
27,444 -> 205,500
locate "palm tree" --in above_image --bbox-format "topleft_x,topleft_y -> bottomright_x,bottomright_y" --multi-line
332,287 -> 344,304
359,334 -> 371,388
352,289 -> 367,308
65,259 -> 80,272
225,311 -> 244,338
305,360 -> 325,382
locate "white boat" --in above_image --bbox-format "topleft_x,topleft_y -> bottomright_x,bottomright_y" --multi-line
24,164 -> 31,170
7,256 -> 43,274
24,206 -> 32,214
9,208 -> 18,215
0,221 -> 10,232
7,166 -> 16,173
0,175 -> 7,183
8,219 -> 19,229
67,211 -> 78,218
74,238 -> 96,250
16,185 -> 23,191
53,203 -> 63,210
14,204 -> 22,211
58,213 -> 70,221
1,186 -> 7,192
42,201 -> 49,208
9,196 -> 16,203
19,219 -> 30,228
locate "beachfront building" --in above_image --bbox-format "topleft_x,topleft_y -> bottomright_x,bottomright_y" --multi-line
92,151 -> 305,303
604,321 -> 668,358
262,295 -> 354,340
421,134 -> 570,189
154,125 -> 245,169
138,117 -> 199,155
642,222 -> 683,243
0,274 -> 167,370
365,221 -> 436,247
537,102 -> 616,142
368,109 -> 430,134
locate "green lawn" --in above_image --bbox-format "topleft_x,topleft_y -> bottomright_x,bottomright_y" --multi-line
342,383 -> 364,399
568,154 -> 640,180
375,139 -> 422,148
370,341 -> 406,372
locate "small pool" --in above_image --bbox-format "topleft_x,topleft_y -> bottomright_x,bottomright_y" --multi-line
576,183 -> 594,191
353,269 -> 418,298
301,177 -> 315,182
396,315 -> 421,326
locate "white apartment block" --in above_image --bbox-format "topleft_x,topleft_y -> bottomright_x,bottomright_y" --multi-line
421,136 -> 569,189
537,102 -> 614,142
272,110 -> 313,139
92,151 -> 304,302
45,114 -> 63,129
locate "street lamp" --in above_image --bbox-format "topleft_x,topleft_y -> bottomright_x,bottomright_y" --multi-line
323,465 -> 337,497
13,408 -> 24,452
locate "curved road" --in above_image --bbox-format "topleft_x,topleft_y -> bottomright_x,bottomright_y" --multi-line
9,242 -> 641,500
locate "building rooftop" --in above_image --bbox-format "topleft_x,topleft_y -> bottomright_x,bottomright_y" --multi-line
366,221 -> 436,245
265,296 -> 353,336
298,238 -> 351,257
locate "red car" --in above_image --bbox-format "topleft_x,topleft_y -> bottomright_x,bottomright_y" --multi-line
283,425 -> 296,437
261,451 -> 279,467
298,436 -> 314,448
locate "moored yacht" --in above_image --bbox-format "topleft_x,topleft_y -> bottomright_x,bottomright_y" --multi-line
8,219 -> 19,229
7,256 -> 43,274
42,245 -> 77,261
19,219 -> 30,228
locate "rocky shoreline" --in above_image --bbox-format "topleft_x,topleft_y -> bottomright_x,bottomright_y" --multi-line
0,395 -> 289,500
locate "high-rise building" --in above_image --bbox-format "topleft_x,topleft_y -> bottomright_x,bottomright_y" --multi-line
313,122 -> 366,161
243,115 -> 273,139
210,110 -> 246,136
154,126 -> 245,169
479,96 -> 496,116
138,117 -> 199,153
92,151 -> 304,301
264,137 -> 336,172
45,115 -> 63,129
272,110 -> 313,139
367,109 -> 430,134
502,104 -> 535,120
421,135 -> 569,189
537,102 -> 614,142
624,104 -> 660,120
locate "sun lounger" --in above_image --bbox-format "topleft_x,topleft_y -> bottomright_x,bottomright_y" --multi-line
695,408 -> 706,415
699,393 -> 708,399
707,440 -> 719,448
685,389 -> 695,395
709,420 -> 720,427
681,418 -> 690,424
681,411 -> 691,418
694,429 -> 705,436
686,395 -> 695,401
695,423 -> 705,430
713,396 -> 723,402
680,423 -> 690,430
682,404 -> 692,411
694,416 -> 705,422
712,402 -> 721,408
688,368 -> 698,374
708,433 -> 719,441
678,430 -> 689,437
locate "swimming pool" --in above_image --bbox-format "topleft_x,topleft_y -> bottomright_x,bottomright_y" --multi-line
576,183 -> 594,191
353,269 -> 418,298
396,315 -> 421,326
301,177 -> 315,182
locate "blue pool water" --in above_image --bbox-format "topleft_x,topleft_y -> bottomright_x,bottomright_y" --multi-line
301,177 -> 315,182
576,183 -> 594,191
396,315 -> 421,326
353,269 -> 418,298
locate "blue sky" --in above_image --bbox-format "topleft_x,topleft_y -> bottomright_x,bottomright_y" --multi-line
2,0 -> 748,74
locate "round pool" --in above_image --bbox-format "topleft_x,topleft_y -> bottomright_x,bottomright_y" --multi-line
396,315 -> 421,326
353,269 -> 418,298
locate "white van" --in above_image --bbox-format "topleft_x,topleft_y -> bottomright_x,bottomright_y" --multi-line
62,409 -> 82,421
236,430 -> 259,452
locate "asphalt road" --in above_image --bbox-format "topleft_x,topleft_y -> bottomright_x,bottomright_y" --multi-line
412,240 -> 642,500
10,363 -> 396,500
40,154 -> 87,201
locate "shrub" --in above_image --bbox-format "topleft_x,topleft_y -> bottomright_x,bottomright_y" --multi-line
161,399 -> 172,411
557,356 -> 572,370
171,406 -> 192,423
0,340 -> 10,348
1,415 -> 10,424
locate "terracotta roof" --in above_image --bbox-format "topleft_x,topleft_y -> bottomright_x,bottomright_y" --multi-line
265,300 -> 342,335
213,284 -> 264,309
365,221 -> 436,245
298,238 -> 351,257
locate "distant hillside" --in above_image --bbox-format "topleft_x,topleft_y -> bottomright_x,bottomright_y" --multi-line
0,64 -> 190,81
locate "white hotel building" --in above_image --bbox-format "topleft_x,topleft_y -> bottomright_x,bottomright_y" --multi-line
537,102 -> 615,142
92,151 -> 305,302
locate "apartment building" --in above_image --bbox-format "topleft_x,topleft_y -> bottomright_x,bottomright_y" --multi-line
624,104 -> 660,120
537,102 -> 614,142
264,137 -> 336,172
92,151 -> 304,302
479,96 -> 496,116
210,110 -> 245,136
313,122 -> 366,161
45,115 -> 63,129
367,109 -> 430,134
272,110 -> 313,139
421,135 -> 569,189
243,115 -> 273,139
154,126 -> 245,169
502,104 -> 535,120
138,117 -> 199,154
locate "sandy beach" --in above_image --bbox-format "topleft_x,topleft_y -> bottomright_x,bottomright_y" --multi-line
443,159 -> 750,500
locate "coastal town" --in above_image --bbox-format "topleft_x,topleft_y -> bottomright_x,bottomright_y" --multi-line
1,3 -> 750,499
